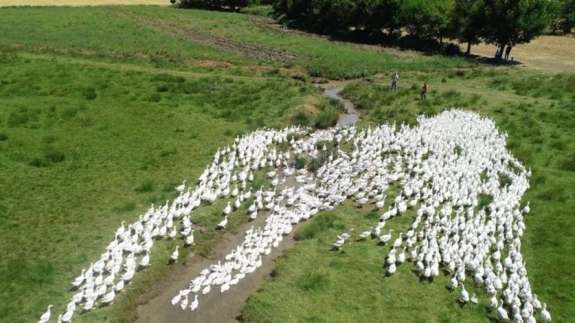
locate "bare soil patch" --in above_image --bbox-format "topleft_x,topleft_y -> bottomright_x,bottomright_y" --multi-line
469,35 -> 575,73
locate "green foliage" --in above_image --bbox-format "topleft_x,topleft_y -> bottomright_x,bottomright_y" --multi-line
313,107 -> 339,129
400,0 -> 452,40
480,0 -> 555,58
239,4 -> 274,16
450,0 -> 486,54
273,0 -> 554,56
552,0 -> 575,33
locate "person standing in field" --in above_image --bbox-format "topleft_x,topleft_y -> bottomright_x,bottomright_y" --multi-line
421,82 -> 429,100
390,72 -> 399,91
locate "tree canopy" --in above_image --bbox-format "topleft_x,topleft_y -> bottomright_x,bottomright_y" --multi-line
179,0 -> 558,57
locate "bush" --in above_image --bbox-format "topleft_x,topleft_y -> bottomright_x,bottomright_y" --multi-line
82,87 -> 97,100
240,5 -> 273,16
314,107 -> 338,129
0,133 -> 7,141
291,110 -> 312,127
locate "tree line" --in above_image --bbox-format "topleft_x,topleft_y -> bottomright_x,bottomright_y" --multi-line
175,0 -> 575,58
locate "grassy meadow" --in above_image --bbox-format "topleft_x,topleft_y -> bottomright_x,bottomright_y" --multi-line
0,4 -> 573,323
244,70 -> 575,322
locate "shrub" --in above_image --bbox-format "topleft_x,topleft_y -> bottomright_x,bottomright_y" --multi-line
82,87 -> 97,100
314,108 -> 338,129
156,84 -> 170,93
0,133 -> 7,141
291,110 -> 312,127
240,5 -> 273,16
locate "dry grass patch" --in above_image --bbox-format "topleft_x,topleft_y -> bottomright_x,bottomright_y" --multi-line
469,35 -> 575,73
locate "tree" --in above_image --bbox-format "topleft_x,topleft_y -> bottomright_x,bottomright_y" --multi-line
399,0 -> 454,42
559,0 -> 575,32
481,0 -> 555,59
450,0 -> 487,55
353,0 -> 402,36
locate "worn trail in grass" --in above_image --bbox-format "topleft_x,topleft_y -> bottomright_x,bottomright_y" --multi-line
242,70 -> 575,322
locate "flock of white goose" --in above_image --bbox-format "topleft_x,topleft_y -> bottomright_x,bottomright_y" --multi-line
38,110 -> 550,322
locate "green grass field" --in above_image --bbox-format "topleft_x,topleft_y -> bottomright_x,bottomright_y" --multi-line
244,71 -> 575,322
0,4 -> 573,323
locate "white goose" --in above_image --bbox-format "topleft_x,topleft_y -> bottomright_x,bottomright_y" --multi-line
170,246 -> 180,263
38,304 -> 52,323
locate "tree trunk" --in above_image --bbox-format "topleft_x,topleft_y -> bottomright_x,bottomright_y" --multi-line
466,41 -> 472,56
495,45 -> 505,60
506,46 -> 512,61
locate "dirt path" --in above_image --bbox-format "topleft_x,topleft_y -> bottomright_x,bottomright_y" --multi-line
323,86 -> 359,128
135,215 -> 301,323
315,81 -> 360,127
135,171 -> 306,323
135,87 -> 359,323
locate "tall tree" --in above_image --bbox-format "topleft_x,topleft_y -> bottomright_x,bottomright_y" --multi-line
559,0 -> 575,32
451,0 -> 486,55
482,0 -> 555,59
400,0 -> 454,42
